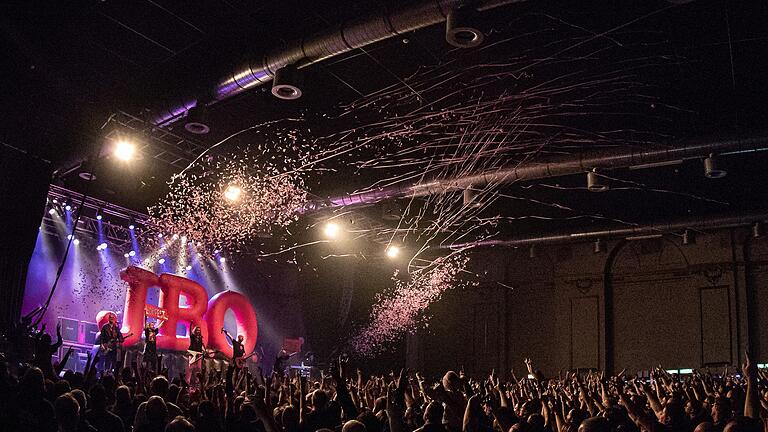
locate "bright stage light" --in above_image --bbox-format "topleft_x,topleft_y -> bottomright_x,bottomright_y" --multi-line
114,140 -> 136,161
158,258 -> 166,264
129,250 -> 136,257
65,204 -> 72,212
323,222 -> 340,238
73,239 -> 80,246
96,214 -> 102,220
67,234 -> 74,240
158,233 -> 163,238
124,253 -> 130,258
99,242 -> 108,250
223,184 -> 242,202
48,208 -> 56,215
386,245 -> 401,259
185,265 -> 192,271
219,257 -> 226,263
128,223 -> 135,230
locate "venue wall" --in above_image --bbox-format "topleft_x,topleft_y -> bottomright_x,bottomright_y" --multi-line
408,227 -> 768,378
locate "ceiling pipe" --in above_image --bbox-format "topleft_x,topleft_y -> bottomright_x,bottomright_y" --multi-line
442,211 -> 768,249
150,0 -> 524,127
303,134 -> 768,212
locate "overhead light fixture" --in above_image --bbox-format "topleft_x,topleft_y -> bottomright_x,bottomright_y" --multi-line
73,238 -> 80,246
704,154 -> 727,179
185,265 -> 192,271
271,64 -> 303,100
64,196 -> 72,212
323,222 -> 340,239
184,104 -> 211,135
223,184 -> 242,202
593,238 -> 605,253
445,6 -> 484,48
386,245 -> 401,259
48,208 -> 57,216
219,257 -> 226,263
587,169 -> 608,192
158,258 -> 166,265
114,139 -> 136,161
682,229 -> 695,245
128,219 -> 135,230
129,250 -> 136,257
96,208 -> 103,220
123,253 -> 130,258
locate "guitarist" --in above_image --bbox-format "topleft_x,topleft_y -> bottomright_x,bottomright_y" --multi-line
186,323 -> 206,384
99,314 -> 124,373
221,328 -> 245,367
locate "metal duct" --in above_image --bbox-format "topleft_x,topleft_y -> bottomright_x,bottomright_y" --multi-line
303,134 -> 768,211
443,211 -> 768,249
150,0 -> 524,126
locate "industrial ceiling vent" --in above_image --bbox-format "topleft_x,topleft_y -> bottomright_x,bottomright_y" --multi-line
271,64 -> 303,100
184,104 -> 211,135
446,6 -> 484,48
704,154 -> 727,178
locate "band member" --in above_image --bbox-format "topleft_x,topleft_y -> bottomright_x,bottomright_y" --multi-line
222,328 -> 244,366
186,322 -> 206,384
142,314 -> 164,371
99,314 -> 124,373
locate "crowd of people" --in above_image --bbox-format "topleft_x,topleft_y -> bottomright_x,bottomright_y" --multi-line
2,325 -> 768,432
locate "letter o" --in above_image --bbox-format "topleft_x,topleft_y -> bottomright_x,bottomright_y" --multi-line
204,291 -> 258,355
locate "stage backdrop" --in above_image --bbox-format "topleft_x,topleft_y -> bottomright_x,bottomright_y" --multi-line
22,227 -> 305,370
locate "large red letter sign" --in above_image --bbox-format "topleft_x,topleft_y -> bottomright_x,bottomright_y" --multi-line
99,266 -> 258,353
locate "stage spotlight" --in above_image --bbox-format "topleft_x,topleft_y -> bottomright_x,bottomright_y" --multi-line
704,154 -> 727,179
158,258 -> 166,264
185,265 -> 192,271
223,184 -> 242,202
114,140 -> 136,161
65,203 -> 72,212
48,208 -> 56,216
219,257 -> 226,263
129,250 -> 136,257
323,222 -> 340,238
271,64 -> 303,100
96,208 -> 103,220
97,242 -> 108,250
124,253 -> 130,258
386,245 -> 401,259
73,239 -> 80,246
158,234 -> 163,238
52,198 -> 58,204
67,234 -> 74,240
128,219 -> 135,230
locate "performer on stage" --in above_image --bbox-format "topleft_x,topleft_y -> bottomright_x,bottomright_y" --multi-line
186,322 -> 206,384
222,328 -> 244,366
99,314 -> 125,373
142,313 -> 163,371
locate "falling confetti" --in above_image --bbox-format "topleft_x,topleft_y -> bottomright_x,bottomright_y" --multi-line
351,254 -> 471,356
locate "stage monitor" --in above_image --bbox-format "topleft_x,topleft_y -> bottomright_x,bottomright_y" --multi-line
80,321 -> 99,345
58,317 -> 80,343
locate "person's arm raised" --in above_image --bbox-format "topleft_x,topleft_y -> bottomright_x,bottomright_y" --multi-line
743,351 -> 760,419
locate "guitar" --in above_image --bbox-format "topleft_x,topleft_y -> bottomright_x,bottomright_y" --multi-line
235,351 -> 259,368
187,348 -> 218,365
100,332 -> 133,353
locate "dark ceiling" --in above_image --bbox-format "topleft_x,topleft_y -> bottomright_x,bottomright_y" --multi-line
2,0 -> 768,248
